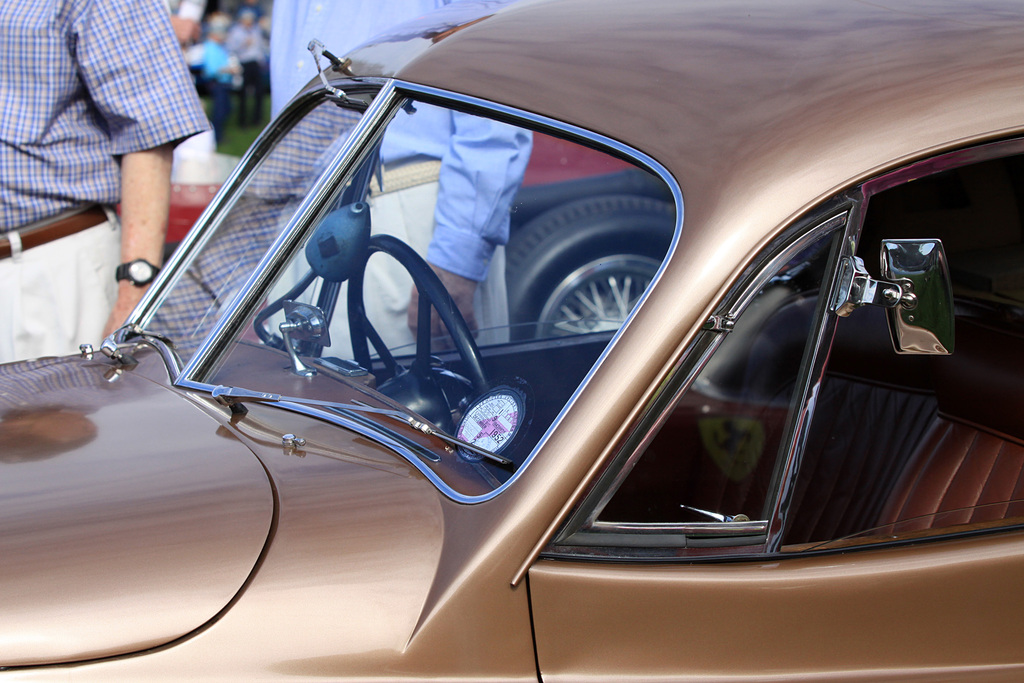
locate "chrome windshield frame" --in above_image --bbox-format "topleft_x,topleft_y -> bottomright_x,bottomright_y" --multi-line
161,76 -> 682,504
127,82 -> 382,345
180,80 -> 400,381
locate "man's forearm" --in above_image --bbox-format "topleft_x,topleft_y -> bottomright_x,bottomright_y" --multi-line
119,145 -> 173,266
102,144 -> 174,335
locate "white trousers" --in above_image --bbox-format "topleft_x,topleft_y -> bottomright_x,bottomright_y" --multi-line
0,220 -> 120,364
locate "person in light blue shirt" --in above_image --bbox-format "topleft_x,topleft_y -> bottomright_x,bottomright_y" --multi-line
270,0 -> 531,347
202,18 -> 238,145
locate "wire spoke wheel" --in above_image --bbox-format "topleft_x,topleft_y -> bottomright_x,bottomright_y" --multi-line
539,256 -> 660,336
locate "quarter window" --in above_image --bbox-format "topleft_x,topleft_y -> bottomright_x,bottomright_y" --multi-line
556,221 -> 843,550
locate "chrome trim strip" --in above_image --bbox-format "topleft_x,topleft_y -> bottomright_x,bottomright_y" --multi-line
182,81 -> 400,381
860,136 -> 1024,198
591,520 -> 768,536
169,78 -> 683,505
142,336 -> 184,377
724,212 -> 848,320
762,229 -> 850,551
174,378 -> 490,503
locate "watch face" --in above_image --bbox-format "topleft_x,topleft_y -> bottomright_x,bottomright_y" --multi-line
129,260 -> 154,282
456,386 -> 526,459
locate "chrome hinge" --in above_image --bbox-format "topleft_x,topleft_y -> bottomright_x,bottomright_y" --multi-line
702,315 -> 736,332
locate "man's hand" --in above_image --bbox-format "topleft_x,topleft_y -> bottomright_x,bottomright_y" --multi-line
170,16 -> 201,46
408,265 -> 478,344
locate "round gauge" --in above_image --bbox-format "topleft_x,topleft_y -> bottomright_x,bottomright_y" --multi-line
456,385 -> 527,460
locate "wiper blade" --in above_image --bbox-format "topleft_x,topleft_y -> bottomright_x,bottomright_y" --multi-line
210,385 -> 513,468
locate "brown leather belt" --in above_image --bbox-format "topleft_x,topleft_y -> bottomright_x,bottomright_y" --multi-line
0,205 -> 108,260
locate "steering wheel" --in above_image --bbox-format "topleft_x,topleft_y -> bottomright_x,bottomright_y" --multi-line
347,233 -> 489,432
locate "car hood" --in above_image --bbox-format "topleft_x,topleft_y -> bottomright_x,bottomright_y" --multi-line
0,352 -> 273,667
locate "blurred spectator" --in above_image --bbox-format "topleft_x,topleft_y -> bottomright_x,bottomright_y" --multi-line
164,0 -> 217,179
202,15 -> 240,145
237,0 -> 264,21
0,0 -> 209,362
227,9 -> 268,127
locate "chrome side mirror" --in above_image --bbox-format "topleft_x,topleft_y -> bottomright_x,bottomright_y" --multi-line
280,300 -> 332,376
832,239 -> 954,355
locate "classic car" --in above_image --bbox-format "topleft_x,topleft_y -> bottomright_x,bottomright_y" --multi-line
3,0 -> 1024,680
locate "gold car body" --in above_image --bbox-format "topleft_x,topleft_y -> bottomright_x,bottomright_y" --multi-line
4,0 -> 1024,680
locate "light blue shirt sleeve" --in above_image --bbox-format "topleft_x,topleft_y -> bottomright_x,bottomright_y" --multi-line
271,0 -> 532,282
382,105 -> 532,281
427,113 -> 532,281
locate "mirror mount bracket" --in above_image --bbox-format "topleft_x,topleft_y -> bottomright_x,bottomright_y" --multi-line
833,256 -> 911,317
279,300 -> 332,377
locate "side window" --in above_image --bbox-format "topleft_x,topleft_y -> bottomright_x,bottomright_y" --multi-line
783,152 -> 1024,551
563,224 -> 840,547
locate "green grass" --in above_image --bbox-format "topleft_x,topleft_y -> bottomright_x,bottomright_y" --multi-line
202,96 -> 272,157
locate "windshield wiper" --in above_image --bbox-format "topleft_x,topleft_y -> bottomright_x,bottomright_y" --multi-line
210,385 -> 514,468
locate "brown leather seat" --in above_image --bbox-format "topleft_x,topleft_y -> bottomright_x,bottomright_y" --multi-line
878,317 -> 1024,532
878,419 -> 1024,531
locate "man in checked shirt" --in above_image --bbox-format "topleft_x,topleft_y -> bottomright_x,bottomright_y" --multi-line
0,0 -> 209,363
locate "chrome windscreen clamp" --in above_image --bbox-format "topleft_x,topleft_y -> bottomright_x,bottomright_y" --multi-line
308,39 -> 352,104
702,314 -> 736,332
99,338 -> 138,367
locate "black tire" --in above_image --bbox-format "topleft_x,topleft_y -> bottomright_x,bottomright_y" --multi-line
506,194 -> 675,338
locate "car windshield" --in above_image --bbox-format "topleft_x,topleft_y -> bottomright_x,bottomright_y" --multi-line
150,87 -> 678,497
145,96 -> 365,360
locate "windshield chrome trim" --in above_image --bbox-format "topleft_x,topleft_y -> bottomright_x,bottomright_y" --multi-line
167,77 -> 682,505
179,81 -> 400,381
130,86 -> 376,344
174,377 -> 495,502
591,520 -> 769,536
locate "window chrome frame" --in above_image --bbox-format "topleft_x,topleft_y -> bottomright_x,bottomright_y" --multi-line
127,82 -> 381,352
548,204 -> 851,558
154,77 -> 683,505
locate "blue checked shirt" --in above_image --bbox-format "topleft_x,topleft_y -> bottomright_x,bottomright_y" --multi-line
0,0 -> 210,231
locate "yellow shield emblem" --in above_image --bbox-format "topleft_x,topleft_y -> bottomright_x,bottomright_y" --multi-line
697,416 -> 765,481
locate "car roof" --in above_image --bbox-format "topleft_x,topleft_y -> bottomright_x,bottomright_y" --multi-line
347,0 -> 1024,346
351,0 -> 1024,245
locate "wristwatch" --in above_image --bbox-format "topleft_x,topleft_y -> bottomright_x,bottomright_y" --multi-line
115,259 -> 160,287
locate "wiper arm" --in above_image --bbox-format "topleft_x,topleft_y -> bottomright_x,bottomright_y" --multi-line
210,385 -> 513,468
